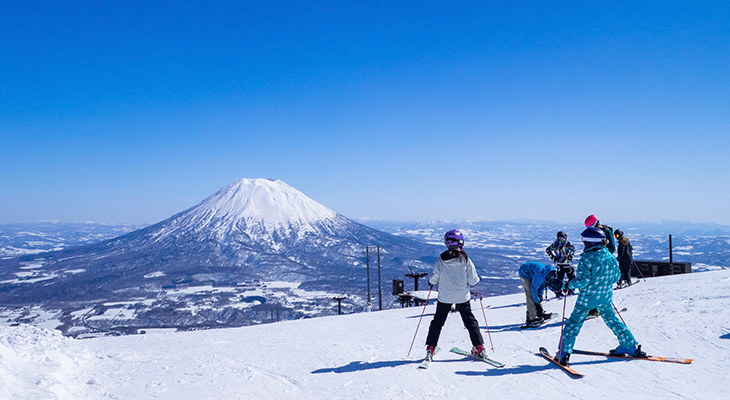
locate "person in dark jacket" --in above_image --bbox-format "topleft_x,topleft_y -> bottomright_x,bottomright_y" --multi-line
545,231 -> 576,298
615,229 -> 634,288
518,261 -> 557,327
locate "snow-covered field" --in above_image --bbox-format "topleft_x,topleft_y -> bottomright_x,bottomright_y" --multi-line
2,270 -> 728,399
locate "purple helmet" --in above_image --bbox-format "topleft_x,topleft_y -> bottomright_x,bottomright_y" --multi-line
444,229 -> 464,249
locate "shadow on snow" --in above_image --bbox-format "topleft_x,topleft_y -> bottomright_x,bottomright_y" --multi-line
311,359 -> 420,374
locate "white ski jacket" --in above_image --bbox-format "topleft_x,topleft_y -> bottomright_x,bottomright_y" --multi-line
428,251 -> 480,304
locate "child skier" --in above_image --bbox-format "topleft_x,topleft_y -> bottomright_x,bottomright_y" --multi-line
425,230 -> 486,360
584,215 -> 615,318
545,231 -> 576,298
551,226 -> 646,366
518,261 -> 557,327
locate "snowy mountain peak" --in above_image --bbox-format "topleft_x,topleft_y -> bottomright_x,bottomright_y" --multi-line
167,179 -> 339,238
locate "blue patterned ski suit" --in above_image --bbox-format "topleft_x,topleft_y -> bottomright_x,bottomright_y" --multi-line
558,244 -> 638,355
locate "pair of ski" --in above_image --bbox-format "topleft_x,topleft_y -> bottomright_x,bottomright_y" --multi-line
614,280 -> 641,290
520,314 -> 553,329
418,347 -> 506,369
539,347 -> 693,378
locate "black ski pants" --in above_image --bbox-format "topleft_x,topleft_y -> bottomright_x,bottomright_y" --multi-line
425,301 -> 484,348
619,261 -> 632,285
557,263 -> 576,282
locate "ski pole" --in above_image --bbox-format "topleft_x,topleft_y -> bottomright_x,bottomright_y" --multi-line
407,286 -> 432,357
632,260 -> 647,281
476,282 -> 495,352
613,303 -> 627,326
557,281 -> 569,361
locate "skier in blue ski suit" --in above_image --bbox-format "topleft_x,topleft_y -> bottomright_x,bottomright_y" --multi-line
518,261 -> 556,326
553,227 -> 645,366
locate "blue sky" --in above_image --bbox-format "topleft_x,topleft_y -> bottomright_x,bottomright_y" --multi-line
1,1 -> 729,225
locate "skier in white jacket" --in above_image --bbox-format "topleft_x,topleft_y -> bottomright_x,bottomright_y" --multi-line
424,230 -> 486,359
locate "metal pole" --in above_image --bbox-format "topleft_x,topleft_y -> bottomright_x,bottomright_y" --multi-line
557,284 -> 569,361
632,260 -> 647,281
475,282 -> 494,352
613,303 -> 627,326
669,235 -> 673,269
407,286 -> 433,357
377,245 -> 382,311
365,247 -> 371,311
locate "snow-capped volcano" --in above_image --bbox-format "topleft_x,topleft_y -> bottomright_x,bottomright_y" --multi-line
173,179 -> 337,236
147,178 -> 354,252
2,179 -> 516,334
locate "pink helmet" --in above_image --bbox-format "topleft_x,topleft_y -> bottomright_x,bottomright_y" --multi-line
584,214 -> 599,227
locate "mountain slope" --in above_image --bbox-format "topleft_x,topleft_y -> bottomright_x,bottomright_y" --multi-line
0,179 -> 518,333
1,270 -> 728,399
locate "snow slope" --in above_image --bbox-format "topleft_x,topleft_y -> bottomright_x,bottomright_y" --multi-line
2,270 -> 729,400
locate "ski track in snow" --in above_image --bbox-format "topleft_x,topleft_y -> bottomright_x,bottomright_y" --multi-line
2,270 -> 730,399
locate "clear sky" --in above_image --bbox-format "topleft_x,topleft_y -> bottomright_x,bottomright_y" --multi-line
1,1 -> 729,225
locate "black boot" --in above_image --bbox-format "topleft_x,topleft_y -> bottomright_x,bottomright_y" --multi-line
553,351 -> 570,366
535,304 -> 552,320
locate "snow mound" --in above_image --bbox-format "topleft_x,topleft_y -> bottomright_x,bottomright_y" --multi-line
0,325 -> 98,400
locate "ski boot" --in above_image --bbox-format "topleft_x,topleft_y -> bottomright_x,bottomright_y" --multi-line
609,344 -> 647,358
535,304 -> 552,321
588,308 -> 599,318
426,345 -> 436,361
553,351 -> 571,366
471,344 -> 487,359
